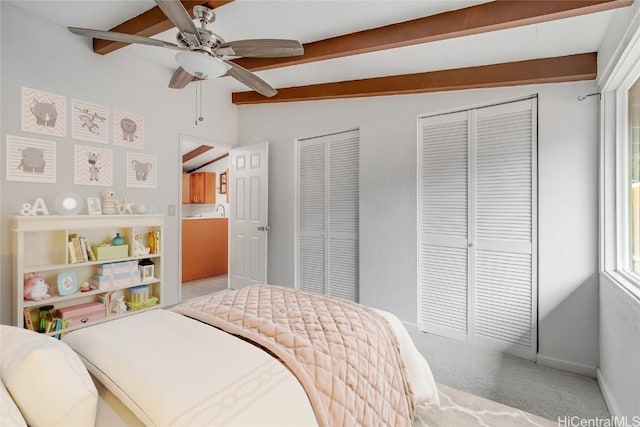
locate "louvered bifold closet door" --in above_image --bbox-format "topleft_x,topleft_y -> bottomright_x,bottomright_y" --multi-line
296,130 -> 360,302
327,130 -> 359,302
473,99 -> 537,359
297,137 -> 326,295
418,111 -> 469,341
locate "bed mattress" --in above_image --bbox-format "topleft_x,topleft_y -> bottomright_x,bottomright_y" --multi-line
64,310 -> 318,426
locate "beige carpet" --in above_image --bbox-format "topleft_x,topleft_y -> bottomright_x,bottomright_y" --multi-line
414,384 -> 557,427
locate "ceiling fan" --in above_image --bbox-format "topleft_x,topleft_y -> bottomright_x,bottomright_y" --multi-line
68,0 -> 304,97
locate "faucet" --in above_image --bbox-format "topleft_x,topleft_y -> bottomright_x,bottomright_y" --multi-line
216,204 -> 226,217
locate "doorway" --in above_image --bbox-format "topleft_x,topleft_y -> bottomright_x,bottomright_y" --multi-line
179,134 -> 232,300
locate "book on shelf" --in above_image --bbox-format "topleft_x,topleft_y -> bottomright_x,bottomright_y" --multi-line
78,236 -> 89,261
83,237 -> 97,261
68,241 -> 77,264
23,308 -> 34,331
68,234 -> 84,264
53,318 -> 63,339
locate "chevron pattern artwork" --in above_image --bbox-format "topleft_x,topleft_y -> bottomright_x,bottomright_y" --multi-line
74,144 -> 113,186
21,87 -> 66,137
113,109 -> 144,149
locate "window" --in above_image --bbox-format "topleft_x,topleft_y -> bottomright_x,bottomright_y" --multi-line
600,18 -> 640,297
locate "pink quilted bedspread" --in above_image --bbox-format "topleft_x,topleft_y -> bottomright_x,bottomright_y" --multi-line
172,285 -> 415,427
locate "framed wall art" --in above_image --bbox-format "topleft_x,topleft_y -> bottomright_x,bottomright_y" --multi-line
6,135 -> 56,183
74,144 -> 113,186
126,151 -> 157,189
113,110 -> 144,149
72,99 -> 109,144
21,87 -> 66,137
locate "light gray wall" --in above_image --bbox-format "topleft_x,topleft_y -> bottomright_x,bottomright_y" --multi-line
237,81 -> 600,371
0,3 -> 237,324
599,275 -> 640,417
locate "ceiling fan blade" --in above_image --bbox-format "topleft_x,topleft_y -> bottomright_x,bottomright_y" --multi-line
68,27 -> 184,50
223,60 -> 277,97
217,39 -> 304,58
155,0 -> 201,45
169,67 -> 196,89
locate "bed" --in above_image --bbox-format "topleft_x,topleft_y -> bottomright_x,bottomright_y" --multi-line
1,285 -> 439,427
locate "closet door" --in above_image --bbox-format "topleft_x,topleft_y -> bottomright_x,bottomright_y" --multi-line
418,98 -> 537,359
296,130 -> 360,302
297,138 -> 326,296
327,132 -> 359,301
473,99 -> 537,359
418,111 -> 470,340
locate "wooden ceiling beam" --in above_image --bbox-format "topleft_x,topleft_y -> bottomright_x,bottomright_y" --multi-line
94,1 -> 234,55
188,153 -> 229,173
234,0 -> 629,72
231,53 -> 597,105
182,145 -> 214,163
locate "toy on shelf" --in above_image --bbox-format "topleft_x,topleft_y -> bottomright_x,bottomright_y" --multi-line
101,188 -> 117,215
132,233 -> 150,256
111,296 -> 128,315
24,273 -> 51,301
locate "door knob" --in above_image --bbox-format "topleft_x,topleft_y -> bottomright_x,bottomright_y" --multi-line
258,225 -> 271,232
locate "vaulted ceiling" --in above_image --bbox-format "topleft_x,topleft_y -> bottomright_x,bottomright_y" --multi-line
9,0 -> 632,106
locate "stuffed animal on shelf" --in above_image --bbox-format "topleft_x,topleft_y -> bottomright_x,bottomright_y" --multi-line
132,233 -> 150,256
24,273 -> 51,301
101,188 -> 117,215
112,296 -> 127,314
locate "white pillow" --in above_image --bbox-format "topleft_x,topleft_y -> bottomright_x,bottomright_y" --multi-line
0,381 -> 27,427
0,325 -> 98,427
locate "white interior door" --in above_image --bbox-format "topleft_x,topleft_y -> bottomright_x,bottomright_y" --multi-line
229,142 -> 269,289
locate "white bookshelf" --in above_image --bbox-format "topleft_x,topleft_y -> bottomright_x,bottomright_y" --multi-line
11,214 -> 165,335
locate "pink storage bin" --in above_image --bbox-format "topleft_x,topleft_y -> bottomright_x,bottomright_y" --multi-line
58,302 -> 104,327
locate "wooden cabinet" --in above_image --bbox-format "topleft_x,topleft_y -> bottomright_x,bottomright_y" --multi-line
182,173 -> 190,204
182,218 -> 228,282
11,215 -> 165,335
188,172 -> 216,204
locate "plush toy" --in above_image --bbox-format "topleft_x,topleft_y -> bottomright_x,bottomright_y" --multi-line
24,273 -> 51,301
101,188 -> 117,215
132,233 -> 150,256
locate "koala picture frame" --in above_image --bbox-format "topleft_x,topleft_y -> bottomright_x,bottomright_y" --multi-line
126,151 -> 157,189
114,110 -> 144,149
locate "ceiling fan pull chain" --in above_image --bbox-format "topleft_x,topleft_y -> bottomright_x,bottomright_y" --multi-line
194,80 -> 204,126
199,80 -> 204,123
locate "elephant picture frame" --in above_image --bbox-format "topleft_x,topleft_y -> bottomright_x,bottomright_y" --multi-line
126,151 -> 157,189
6,135 -> 56,183
113,109 -> 144,149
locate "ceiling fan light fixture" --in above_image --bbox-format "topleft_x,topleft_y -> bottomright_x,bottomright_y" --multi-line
175,51 -> 229,79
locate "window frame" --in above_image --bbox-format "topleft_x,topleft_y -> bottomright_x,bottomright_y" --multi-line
600,8 -> 640,299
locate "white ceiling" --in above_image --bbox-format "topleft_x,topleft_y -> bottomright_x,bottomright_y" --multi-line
7,0 -> 623,167
8,0 -> 619,92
